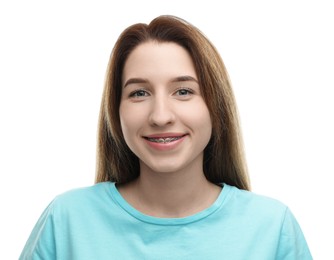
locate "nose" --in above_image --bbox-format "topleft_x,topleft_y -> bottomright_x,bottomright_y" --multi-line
148,96 -> 175,127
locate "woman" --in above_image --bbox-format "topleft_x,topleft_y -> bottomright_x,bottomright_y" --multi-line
20,15 -> 312,259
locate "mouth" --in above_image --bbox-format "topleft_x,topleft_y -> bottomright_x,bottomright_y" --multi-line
143,134 -> 187,144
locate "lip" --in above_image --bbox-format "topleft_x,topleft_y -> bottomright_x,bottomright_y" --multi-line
142,133 -> 188,151
144,133 -> 187,138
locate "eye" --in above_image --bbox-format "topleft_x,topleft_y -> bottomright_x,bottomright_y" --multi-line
175,88 -> 194,96
129,89 -> 149,98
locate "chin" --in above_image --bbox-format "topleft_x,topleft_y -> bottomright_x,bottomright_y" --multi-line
142,161 -> 185,174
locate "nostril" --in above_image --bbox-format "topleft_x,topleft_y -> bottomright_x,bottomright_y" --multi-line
148,103 -> 175,126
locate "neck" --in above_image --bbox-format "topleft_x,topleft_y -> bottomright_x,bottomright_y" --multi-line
118,160 -> 221,218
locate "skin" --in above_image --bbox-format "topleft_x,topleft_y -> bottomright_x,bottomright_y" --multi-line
118,41 -> 221,218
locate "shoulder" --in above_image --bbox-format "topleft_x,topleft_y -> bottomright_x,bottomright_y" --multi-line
222,184 -> 312,258
224,184 -> 289,220
226,184 -> 287,207
55,182 -> 113,200
50,182 -> 114,212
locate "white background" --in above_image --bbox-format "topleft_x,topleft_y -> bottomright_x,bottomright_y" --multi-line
1,0 -> 333,259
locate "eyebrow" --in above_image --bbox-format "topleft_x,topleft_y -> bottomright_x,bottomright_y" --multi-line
171,76 -> 198,83
123,75 -> 198,88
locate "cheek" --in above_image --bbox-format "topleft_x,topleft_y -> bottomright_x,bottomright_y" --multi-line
119,103 -> 146,140
119,104 -> 133,138
199,109 -> 213,138
199,106 -> 212,140
191,101 -> 212,124
181,101 -> 212,136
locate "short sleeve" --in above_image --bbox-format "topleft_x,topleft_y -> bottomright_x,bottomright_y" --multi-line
19,200 -> 57,260
275,207 -> 312,259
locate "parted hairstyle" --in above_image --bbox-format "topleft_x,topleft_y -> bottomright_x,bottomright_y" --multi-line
95,15 -> 250,190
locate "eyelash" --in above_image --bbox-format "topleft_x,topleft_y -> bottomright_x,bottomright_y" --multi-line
129,89 -> 149,98
128,87 -> 194,98
174,87 -> 194,96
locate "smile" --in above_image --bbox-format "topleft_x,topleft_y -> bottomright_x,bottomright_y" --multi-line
143,134 -> 187,151
146,137 -> 182,143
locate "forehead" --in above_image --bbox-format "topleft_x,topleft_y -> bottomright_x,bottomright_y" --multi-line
122,41 -> 197,84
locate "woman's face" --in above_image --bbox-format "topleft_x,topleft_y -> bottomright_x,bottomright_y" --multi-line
119,41 -> 212,174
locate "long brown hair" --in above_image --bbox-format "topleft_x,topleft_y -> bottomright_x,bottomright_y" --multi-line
95,15 -> 250,190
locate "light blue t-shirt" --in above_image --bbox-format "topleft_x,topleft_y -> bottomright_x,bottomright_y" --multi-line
20,182 -> 312,259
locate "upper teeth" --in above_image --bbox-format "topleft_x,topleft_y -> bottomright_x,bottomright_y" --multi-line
148,137 -> 181,143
